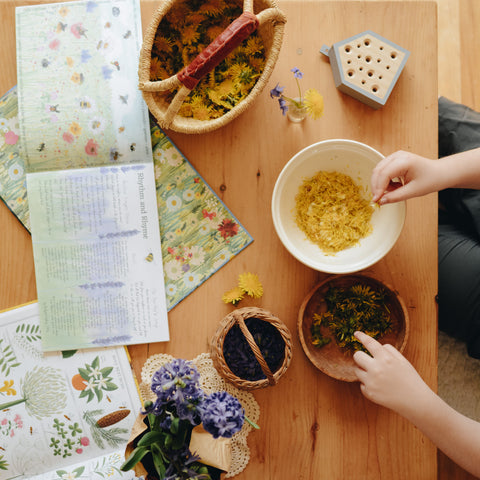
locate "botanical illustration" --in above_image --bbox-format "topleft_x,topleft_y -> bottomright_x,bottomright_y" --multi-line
0,303 -> 142,480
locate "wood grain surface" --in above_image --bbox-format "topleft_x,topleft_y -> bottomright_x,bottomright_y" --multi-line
0,1 -> 440,478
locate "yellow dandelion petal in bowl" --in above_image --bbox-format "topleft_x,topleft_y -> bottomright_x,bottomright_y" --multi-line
222,286 -> 244,305
304,88 -> 324,120
238,272 -> 264,299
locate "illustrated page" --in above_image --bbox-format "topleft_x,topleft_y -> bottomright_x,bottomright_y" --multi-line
14,0 -> 169,350
0,303 -> 142,479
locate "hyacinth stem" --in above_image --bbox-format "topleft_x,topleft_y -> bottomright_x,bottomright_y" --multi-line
0,397 -> 26,410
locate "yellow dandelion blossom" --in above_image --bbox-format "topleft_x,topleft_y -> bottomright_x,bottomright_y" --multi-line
150,57 -> 168,80
206,25 -> 225,42
192,102 -> 213,121
215,78 -> 235,97
222,286 -> 244,305
198,0 -> 226,16
186,13 -> 207,25
249,56 -> 265,73
179,102 -> 193,118
181,23 -> 200,45
153,35 -> 173,54
166,4 -> 190,24
304,88 -> 324,119
244,37 -> 263,56
238,272 -> 263,299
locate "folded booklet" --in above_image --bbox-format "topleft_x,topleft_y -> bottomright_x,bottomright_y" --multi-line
15,0 -> 169,351
0,86 -> 253,314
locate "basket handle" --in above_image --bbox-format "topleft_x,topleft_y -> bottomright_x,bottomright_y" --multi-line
139,7 -> 286,128
236,316 -> 276,386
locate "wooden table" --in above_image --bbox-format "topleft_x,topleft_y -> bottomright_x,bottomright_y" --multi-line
0,1 -> 441,478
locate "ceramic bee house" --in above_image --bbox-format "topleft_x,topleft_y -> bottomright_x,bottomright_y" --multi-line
320,30 -> 410,109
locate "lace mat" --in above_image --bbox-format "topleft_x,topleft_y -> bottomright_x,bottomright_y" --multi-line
140,353 -> 260,477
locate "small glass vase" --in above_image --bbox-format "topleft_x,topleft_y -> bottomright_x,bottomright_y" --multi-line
287,98 -> 307,123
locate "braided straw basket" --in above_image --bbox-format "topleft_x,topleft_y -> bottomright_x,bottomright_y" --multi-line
210,307 -> 293,391
138,0 -> 286,133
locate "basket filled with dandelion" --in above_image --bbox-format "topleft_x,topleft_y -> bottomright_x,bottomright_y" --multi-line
210,306 -> 293,391
138,0 -> 286,133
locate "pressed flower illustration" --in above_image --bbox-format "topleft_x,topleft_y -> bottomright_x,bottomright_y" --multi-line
0,366 -> 67,419
270,67 -> 324,121
72,356 -> 118,402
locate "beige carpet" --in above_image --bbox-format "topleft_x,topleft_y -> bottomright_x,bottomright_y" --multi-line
438,331 -> 480,421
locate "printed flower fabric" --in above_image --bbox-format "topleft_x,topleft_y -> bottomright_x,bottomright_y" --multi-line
151,124 -> 253,309
0,87 -> 253,310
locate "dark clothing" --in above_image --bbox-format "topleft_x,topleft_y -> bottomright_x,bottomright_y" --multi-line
438,97 -> 480,358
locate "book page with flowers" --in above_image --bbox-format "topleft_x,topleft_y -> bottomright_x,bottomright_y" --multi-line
0,302 -> 143,480
15,0 -> 169,351
0,85 -> 254,313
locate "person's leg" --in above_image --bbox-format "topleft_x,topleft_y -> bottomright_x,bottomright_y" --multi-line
438,212 -> 480,359
437,98 -> 480,357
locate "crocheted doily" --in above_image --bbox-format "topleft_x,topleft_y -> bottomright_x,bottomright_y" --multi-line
140,353 -> 260,478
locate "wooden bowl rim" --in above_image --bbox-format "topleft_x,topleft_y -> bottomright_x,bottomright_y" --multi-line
297,273 -> 410,382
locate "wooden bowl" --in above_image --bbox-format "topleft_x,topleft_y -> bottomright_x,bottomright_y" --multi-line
297,274 -> 409,382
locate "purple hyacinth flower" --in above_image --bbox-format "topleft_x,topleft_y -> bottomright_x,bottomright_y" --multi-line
200,391 -> 244,439
291,67 -> 303,79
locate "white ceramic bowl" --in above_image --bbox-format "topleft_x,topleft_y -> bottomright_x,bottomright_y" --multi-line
271,139 -> 406,273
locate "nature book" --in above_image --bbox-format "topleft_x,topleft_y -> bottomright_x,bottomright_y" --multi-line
0,302 -> 143,480
0,86 -> 254,313
15,0 -> 169,351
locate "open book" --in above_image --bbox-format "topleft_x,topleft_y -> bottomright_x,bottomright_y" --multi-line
15,0 -> 169,351
0,302 -> 142,480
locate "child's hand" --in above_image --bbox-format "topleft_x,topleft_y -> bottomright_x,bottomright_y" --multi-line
371,151 -> 441,205
352,331 -> 432,418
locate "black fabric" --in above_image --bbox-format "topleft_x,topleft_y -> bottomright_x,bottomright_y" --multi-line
438,97 -> 480,358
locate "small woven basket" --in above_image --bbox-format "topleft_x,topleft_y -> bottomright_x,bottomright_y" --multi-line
138,0 -> 286,134
210,307 -> 293,391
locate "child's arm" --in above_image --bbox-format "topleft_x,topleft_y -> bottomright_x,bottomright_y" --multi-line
353,331 -> 480,478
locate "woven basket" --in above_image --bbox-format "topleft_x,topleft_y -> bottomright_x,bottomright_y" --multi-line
210,307 -> 293,391
138,0 -> 286,134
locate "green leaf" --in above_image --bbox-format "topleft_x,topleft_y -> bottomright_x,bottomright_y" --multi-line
73,466 -> 85,476
137,431 -> 166,447
151,444 -> 166,478
101,366 -> 113,377
78,367 -> 90,380
61,350 -> 77,358
92,356 -> 100,368
120,446 -> 149,472
170,417 -> 179,435
104,382 -> 118,391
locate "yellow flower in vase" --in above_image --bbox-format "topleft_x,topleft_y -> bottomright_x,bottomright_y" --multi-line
304,88 -> 324,119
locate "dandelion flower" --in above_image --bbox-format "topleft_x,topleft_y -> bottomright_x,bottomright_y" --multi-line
181,24 -> 200,45
192,103 -> 213,121
153,35 -> 173,54
222,286 -> 244,305
304,88 -> 324,119
150,57 -> 168,80
206,25 -> 224,42
238,272 -> 263,299
244,37 -> 264,56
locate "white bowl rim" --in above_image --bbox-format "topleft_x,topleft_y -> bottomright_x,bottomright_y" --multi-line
271,138 -> 406,274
